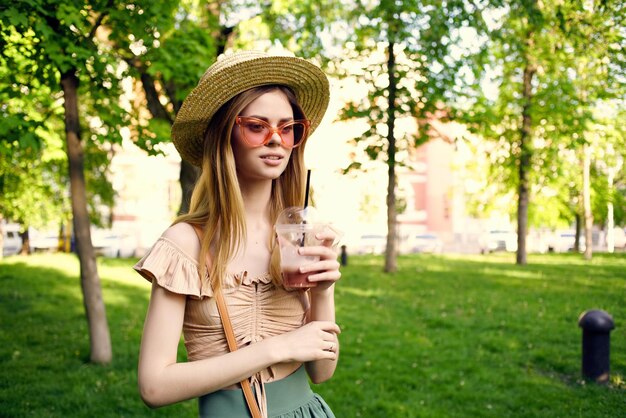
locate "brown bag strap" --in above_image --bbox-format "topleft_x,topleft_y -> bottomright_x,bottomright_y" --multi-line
214,286 -> 263,418
191,225 -> 263,418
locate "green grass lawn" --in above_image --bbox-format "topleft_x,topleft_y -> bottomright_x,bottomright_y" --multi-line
1,252 -> 625,417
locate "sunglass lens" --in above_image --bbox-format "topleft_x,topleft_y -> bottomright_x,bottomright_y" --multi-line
241,120 -> 268,146
292,122 -> 306,146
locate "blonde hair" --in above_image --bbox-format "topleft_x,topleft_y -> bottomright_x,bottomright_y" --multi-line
175,86 -> 308,290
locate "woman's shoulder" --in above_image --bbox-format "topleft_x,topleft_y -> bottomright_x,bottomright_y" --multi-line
134,222 -> 210,298
160,222 -> 201,262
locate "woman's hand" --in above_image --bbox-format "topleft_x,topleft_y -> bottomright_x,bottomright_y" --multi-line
295,227 -> 342,383
273,321 -> 340,363
298,227 -> 342,292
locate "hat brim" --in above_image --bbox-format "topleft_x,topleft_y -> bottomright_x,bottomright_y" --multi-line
171,52 -> 330,166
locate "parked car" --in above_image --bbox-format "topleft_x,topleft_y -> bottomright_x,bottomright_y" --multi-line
479,230 -> 517,254
353,234 -> 387,255
606,227 -> 626,250
29,231 -> 60,253
2,223 -> 23,256
405,233 -> 444,254
92,231 -> 136,258
548,230 -> 585,253
526,230 -> 551,254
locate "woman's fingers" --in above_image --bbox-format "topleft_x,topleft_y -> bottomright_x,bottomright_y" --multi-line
315,226 -> 342,248
313,324 -> 340,356
295,246 -> 341,284
297,245 -> 338,260
279,321 -> 340,362
299,258 -> 339,273
317,233 -> 336,247
305,269 -> 341,283
299,259 -> 341,282
312,320 -> 341,335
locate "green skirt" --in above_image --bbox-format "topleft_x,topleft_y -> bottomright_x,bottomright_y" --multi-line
198,366 -> 335,418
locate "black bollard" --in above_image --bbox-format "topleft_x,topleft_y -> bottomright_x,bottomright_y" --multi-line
577,309 -> 615,383
340,245 -> 348,266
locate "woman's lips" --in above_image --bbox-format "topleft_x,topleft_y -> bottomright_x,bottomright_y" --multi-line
260,154 -> 284,166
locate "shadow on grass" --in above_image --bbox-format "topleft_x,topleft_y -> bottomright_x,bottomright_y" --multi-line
0,260 -> 194,418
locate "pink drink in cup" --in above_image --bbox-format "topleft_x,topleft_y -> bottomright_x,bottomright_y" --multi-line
275,207 -> 324,289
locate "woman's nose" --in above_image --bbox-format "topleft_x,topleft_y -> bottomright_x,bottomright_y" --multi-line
266,130 -> 282,146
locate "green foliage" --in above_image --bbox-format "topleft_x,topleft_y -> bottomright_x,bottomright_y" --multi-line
3,0 -> 333,230
83,141 -> 115,228
112,0 -> 221,153
337,1 -> 480,154
261,0 -> 346,61
133,118 -> 173,156
0,22 -> 68,227
0,0 -> 188,229
457,1 -> 625,231
146,23 -> 217,103
0,2 -> 109,227
589,103 -> 626,227
0,145 -> 70,229
99,0 -> 182,151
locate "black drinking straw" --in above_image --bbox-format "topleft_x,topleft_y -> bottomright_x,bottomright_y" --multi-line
304,169 -> 311,208
300,169 -> 312,247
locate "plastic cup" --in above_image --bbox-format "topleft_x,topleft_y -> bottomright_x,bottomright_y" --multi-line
275,207 -> 325,289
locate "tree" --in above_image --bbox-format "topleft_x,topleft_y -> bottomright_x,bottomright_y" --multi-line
2,0 -> 231,362
562,1 -> 626,259
115,1 -> 293,215
0,26 -> 71,253
0,0 -> 143,363
461,1 -> 557,264
107,0 -> 210,215
460,0 -> 624,263
0,90 -> 67,247
268,1 -> 479,272
592,105 -> 626,252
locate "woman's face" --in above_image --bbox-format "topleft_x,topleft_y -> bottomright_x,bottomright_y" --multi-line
231,90 -> 295,183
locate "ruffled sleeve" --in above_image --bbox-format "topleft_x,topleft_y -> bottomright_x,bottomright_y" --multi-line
133,237 -> 213,299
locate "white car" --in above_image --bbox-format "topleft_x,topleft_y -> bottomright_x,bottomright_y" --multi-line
29,231 -> 60,253
92,231 -> 136,258
2,223 -> 23,256
479,230 -> 517,254
353,234 -> 387,255
549,230 -> 585,253
405,233 -> 444,254
606,227 -> 626,250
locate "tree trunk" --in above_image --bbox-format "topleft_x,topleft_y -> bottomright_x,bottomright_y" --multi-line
61,69 -> 112,364
135,66 -> 199,215
574,212 -> 581,251
0,215 -> 4,261
606,163 -> 616,253
384,39 -> 397,273
179,160 -> 198,215
133,4 -> 233,217
582,143 -> 593,260
139,70 -> 173,123
19,227 -> 30,255
516,57 -> 536,265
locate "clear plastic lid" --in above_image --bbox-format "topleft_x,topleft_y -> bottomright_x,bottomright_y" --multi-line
275,206 -> 320,225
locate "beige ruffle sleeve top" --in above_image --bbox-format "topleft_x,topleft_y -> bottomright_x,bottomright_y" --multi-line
133,236 -> 308,394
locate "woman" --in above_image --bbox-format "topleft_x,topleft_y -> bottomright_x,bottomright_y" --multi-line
134,51 -> 341,418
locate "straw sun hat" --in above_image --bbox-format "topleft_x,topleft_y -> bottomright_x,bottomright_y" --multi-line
171,50 -> 330,166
